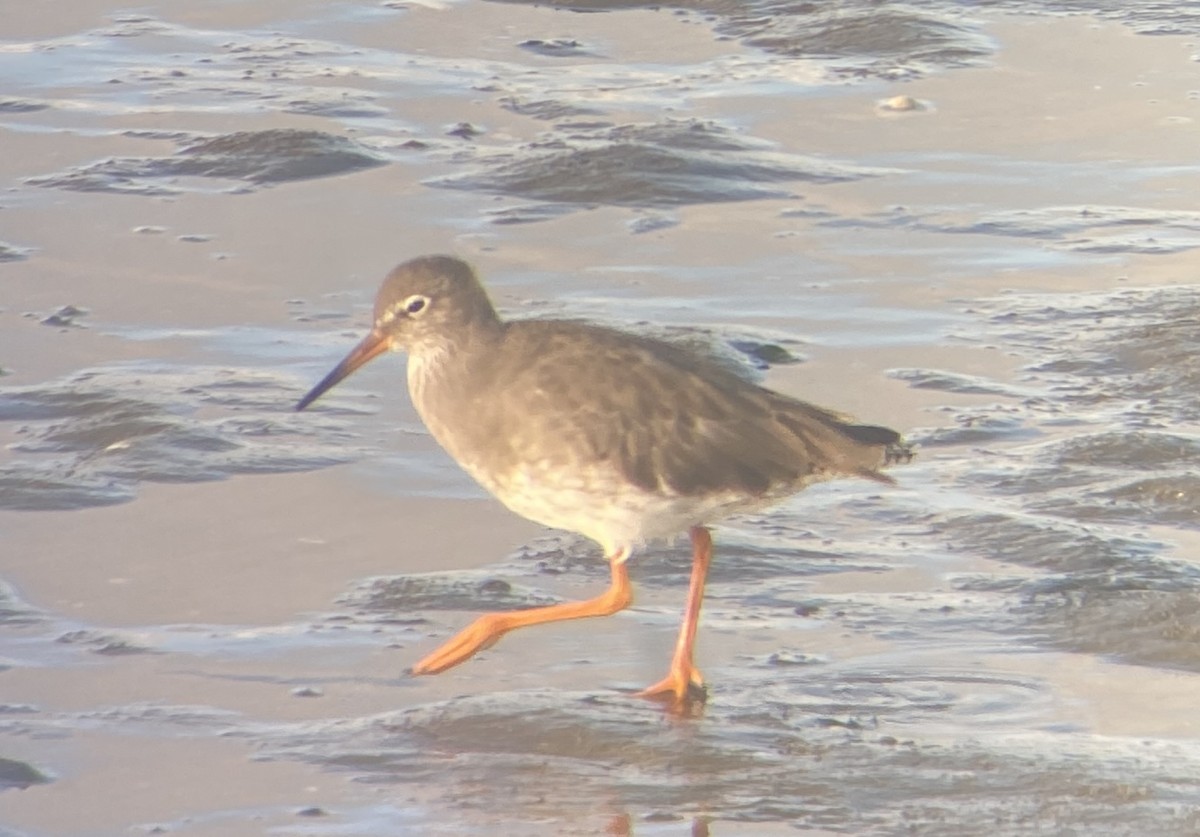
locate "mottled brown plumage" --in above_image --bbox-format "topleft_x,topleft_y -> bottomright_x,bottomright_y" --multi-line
297,255 -> 911,709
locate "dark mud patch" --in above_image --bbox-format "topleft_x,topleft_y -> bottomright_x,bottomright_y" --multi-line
889,368 -> 1036,399
340,572 -> 561,619
975,0 -> 1200,36
906,284 -> 1200,456
907,407 -> 1036,447
258,688 -> 1200,835
835,202 -> 1200,259
0,582 -> 45,629
1005,287 -> 1200,420
55,629 -> 158,656
0,757 -> 51,791
1069,475 -> 1200,527
933,511 -> 1161,576
899,282 -> 1200,673
498,96 -> 602,121
953,283 -> 1200,437
0,363 -> 357,510
488,1 -> 996,78
431,119 -> 891,210
0,465 -> 138,511
0,98 -> 50,114
517,38 -> 596,58
9,683 -> 1197,833
0,241 -> 32,263
73,702 -> 245,733
931,205 -> 1200,256
1015,581 -> 1200,672
37,305 -> 90,329
482,201 -> 580,225
0,700 -> 249,741
635,322 -> 807,377
956,562 -> 1200,674
27,129 -> 389,196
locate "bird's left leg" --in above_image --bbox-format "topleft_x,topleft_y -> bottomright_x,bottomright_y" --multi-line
411,550 -> 633,675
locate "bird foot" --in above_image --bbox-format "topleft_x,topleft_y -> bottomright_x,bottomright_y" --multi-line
635,666 -> 708,711
410,613 -> 505,675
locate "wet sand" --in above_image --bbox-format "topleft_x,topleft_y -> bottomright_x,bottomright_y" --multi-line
4,4 -> 1200,835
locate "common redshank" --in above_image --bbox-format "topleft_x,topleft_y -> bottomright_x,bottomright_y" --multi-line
296,255 -> 911,709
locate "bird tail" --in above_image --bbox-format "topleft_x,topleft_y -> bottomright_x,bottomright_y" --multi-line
836,422 -> 915,483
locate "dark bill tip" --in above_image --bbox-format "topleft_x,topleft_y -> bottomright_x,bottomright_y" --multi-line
295,329 -> 390,411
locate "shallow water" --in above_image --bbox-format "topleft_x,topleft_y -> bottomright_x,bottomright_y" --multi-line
4,1 -> 1200,835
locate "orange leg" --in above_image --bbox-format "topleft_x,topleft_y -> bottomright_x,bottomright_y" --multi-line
636,526 -> 712,709
411,552 -> 633,675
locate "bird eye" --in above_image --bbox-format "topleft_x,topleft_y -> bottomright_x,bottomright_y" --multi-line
403,295 -> 428,315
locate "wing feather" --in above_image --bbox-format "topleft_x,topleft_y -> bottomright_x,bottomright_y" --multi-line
460,320 -> 906,499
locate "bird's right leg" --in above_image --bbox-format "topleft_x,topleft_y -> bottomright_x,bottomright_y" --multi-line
410,549 -> 633,675
636,526 -> 712,710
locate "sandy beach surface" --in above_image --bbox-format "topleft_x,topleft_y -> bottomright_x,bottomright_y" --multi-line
3,2 -> 1200,834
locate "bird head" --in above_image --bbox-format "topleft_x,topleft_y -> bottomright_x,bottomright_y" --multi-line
295,255 -> 498,411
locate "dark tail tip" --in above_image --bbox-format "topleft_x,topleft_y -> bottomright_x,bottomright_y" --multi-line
884,440 -> 916,465
841,423 -> 916,466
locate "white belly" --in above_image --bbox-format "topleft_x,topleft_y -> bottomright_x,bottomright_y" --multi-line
475,460 -> 796,559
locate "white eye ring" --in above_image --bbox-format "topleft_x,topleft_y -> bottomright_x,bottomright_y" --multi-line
403,294 -> 429,315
